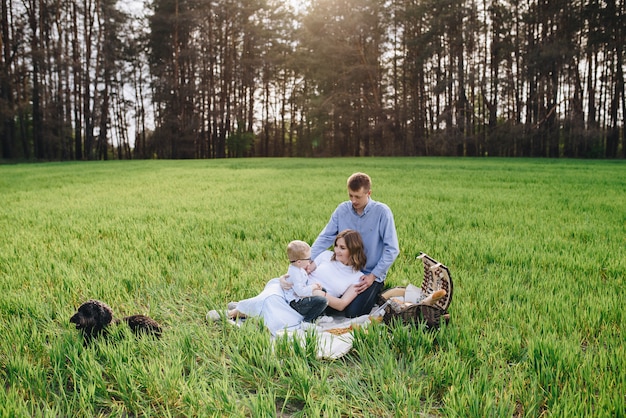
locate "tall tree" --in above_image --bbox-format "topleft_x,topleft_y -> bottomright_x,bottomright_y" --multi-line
24,0 -> 44,158
299,0 -> 387,156
148,0 -> 198,158
0,0 -> 16,159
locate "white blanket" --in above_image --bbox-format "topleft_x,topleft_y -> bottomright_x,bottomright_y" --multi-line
275,313 -> 376,360
236,278 -> 303,334
275,328 -> 355,360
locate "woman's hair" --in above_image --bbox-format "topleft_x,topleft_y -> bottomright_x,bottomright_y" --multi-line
332,229 -> 367,271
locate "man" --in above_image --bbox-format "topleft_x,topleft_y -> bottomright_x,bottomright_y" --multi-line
308,172 -> 399,317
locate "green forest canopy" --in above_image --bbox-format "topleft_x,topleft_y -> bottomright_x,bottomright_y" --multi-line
0,0 -> 624,160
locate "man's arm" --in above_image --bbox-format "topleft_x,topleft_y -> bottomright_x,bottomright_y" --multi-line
370,206 -> 400,280
310,206 -> 342,260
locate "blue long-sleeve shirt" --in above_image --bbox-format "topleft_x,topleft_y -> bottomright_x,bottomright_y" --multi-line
310,198 -> 400,282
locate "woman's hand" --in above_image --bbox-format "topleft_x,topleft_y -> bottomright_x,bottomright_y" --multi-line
279,274 -> 292,290
354,273 -> 375,294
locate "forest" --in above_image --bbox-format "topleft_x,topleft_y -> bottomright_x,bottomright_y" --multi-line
0,0 -> 624,160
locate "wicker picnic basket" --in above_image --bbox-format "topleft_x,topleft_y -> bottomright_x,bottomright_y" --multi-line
379,253 -> 453,329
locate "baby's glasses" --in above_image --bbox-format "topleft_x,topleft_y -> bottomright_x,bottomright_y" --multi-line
290,258 -> 312,264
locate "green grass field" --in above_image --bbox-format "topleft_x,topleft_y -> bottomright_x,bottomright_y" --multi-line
1,158 -> 624,417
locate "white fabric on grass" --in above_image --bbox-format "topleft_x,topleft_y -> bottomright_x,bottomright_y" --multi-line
275,328 -> 355,360
235,278 -> 303,334
275,313 -> 375,360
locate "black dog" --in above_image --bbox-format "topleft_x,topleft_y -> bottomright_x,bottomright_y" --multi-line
70,299 -> 162,343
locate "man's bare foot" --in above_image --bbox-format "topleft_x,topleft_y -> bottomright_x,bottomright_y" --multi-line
420,289 -> 447,306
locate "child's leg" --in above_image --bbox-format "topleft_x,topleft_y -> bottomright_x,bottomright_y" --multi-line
290,296 -> 328,322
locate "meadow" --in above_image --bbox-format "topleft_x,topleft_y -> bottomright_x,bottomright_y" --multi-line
0,157 -> 624,417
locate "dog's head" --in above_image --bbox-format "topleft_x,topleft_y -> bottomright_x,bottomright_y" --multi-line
70,299 -> 114,336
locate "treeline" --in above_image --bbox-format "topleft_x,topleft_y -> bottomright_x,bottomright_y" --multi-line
0,0 -> 624,160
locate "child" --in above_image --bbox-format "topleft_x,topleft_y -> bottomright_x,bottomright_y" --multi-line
279,229 -> 368,313
282,240 -> 329,322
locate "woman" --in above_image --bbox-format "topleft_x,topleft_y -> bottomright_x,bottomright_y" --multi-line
307,229 -> 366,312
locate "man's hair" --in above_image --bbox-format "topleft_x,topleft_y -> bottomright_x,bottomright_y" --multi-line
332,229 -> 367,271
287,240 -> 311,261
347,172 -> 371,192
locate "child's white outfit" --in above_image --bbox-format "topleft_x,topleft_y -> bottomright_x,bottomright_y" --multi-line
283,265 -> 316,303
283,265 -> 328,322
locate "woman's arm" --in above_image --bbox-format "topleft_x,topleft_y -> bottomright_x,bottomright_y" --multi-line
313,285 -> 359,311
